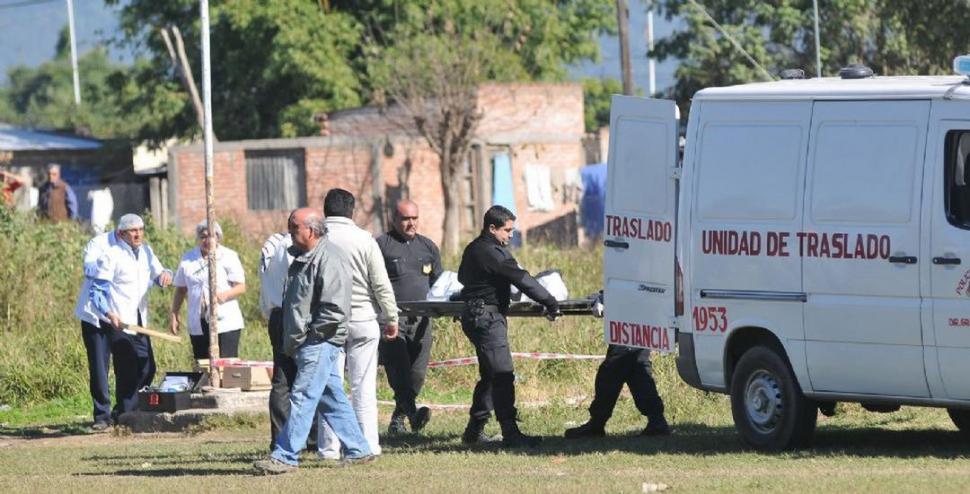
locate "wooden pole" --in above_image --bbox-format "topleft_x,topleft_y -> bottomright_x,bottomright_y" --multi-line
616,0 -> 634,95
200,0 -> 221,388
159,27 -> 206,134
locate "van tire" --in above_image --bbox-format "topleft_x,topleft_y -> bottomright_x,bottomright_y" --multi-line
730,345 -> 817,450
947,409 -> 970,437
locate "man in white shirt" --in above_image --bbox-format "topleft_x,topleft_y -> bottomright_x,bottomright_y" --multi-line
90,214 -> 172,417
317,188 -> 399,458
74,226 -> 121,430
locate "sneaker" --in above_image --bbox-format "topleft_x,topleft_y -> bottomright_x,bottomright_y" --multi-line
253,457 -> 297,475
411,406 -> 431,433
91,421 -> 111,432
388,415 -> 408,435
338,455 -> 377,468
641,420 -> 671,437
564,421 -> 606,439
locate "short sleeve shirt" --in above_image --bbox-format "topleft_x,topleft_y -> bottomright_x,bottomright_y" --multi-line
173,246 -> 246,335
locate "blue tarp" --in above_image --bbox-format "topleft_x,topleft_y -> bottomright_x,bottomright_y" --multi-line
580,162 -> 607,238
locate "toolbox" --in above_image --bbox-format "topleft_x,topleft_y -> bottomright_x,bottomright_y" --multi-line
137,371 -> 208,413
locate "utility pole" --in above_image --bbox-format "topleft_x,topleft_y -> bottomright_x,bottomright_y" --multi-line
65,0 -> 80,105
812,0 -> 822,78
200,0 -> 221,387
616,0 -> 634,95
646,7 -> 656,96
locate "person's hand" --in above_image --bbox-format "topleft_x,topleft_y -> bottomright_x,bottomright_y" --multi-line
544,304 -> 562,322
169,314 -> 180,335
108,312 -> 122,330
215,291 -> 228,304
383,322 -> 399,340
158,271 -> 173,287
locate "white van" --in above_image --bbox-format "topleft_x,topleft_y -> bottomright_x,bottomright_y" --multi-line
603,66 -> 970,450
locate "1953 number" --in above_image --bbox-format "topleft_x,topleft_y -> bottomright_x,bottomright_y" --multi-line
693,306 -> 727,333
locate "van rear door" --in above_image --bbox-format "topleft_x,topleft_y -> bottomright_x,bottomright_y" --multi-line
603,96 -> 679,353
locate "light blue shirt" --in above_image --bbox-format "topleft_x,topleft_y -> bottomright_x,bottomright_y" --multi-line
74,231 -> 119,327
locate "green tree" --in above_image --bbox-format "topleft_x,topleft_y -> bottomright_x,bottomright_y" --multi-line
0,27 -> 145,138
652,0 -> 970,113
582,77 -> 624,132
107,0 -> 616,143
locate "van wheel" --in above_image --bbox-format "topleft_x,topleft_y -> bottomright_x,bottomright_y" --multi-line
730,345 -> 817,450
947,409 -> 970,437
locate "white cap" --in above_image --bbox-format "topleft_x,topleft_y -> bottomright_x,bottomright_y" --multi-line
117,214 -> 144,231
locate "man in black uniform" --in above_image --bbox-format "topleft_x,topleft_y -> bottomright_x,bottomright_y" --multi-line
458,205 -> 560,447
564,343 -> 670,438
376,200 -> 443,434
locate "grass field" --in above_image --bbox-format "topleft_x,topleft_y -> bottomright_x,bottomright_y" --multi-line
3,401 -> 970,493
3,211 -> 970,492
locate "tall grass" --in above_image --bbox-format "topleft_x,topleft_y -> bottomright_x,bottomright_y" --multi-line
0,209 -> 722,428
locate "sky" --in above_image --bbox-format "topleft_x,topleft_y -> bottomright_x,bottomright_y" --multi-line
0,0 -> 679,94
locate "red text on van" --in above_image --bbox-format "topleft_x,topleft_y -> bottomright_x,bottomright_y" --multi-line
608,320 -> 671,351
606,215 -> 672,242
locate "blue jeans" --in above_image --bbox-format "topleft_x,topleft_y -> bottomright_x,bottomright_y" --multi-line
271,338 -> 371,465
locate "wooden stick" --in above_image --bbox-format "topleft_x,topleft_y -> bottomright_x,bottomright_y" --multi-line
125,324 -> 183,343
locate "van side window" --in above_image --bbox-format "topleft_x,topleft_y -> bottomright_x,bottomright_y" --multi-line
944,130 -> 970,229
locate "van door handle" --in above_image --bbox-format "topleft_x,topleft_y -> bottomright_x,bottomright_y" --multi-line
604,239 -> 630,249
888,256 -> 917,264
933,256 -> 962,265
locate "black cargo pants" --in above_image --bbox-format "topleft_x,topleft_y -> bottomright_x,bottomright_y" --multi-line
461,304 -> 517,423
588,344 -> 665,424
379,315 -> 433,419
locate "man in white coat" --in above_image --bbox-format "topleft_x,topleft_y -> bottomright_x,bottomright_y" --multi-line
317,188 -> 399,458
89,214 -> 172,416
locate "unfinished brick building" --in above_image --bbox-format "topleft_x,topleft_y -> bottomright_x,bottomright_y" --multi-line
167,83 -> 587,248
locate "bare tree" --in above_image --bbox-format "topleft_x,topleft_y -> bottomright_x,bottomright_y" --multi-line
371,30 -> 493,254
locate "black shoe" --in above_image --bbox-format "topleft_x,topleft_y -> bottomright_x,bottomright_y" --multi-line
462,419 -> 499,444
818,401 -> 837,417
641,419 -> 671,437
564,421 -> 605,439
388,414 -> 408,435
411,407 -> 431,433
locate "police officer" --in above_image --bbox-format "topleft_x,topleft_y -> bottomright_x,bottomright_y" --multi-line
564,344 -> 670,438
376,200 -> 442,434
458,205 -> 560,447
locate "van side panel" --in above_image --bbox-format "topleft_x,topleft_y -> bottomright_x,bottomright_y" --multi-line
685,101 -> 812,390
803,100 -> 930,397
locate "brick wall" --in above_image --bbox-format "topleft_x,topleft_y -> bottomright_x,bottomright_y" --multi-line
169,83 -> 587,247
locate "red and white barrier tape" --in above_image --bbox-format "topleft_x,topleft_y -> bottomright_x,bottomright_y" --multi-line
210,359 -> 274,368
377,394 -> 590,410
211,352 -> 603,370
427,352 -> 604,368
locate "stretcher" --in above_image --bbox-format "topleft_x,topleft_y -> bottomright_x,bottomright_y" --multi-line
397,297 -> 597,318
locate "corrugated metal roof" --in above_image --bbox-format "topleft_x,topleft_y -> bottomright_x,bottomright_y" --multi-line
0,124 -> 102,151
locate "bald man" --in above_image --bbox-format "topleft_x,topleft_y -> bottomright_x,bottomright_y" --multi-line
376,200 -> 442,435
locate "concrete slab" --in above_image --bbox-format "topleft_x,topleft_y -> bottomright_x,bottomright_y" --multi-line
118,388 -> 269,433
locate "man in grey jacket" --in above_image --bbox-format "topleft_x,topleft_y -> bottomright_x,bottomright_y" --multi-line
254,208 -> 373,475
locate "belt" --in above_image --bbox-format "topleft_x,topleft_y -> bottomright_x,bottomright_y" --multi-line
464,300 -> 501,314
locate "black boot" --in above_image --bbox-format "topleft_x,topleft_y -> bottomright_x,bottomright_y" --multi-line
462,418 -> 498,444
564,419 -> 606,439
500,420 -> 542,448
388,413 -> 408,435
411,406 -> 431,433
641,416 -> 671,436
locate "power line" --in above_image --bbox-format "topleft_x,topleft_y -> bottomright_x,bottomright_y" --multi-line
0,0 -> 59,11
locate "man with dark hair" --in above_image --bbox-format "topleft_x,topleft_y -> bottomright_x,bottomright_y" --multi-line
376,200 -> 442,434
323,187 -> 356,218
457,205 -> 561,448
318,188 -> 399,459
